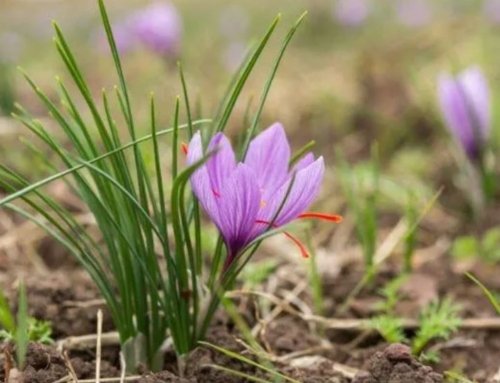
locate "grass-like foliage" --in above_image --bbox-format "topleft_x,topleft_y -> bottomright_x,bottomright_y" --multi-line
0,0 -> 307,372
466,273 -> 500,314
0,284 -> 30,369
338,147 -> 380,281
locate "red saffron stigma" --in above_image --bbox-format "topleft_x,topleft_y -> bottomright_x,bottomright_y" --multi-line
298,212 -> 343,223
181,142 -> 188,155
255,219 -> 309,258
283,231 -> 310,258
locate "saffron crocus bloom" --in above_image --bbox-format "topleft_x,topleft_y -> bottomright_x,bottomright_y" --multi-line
437,67 -> 491,160
187,123 -> 341,267
132,2 -> 182,57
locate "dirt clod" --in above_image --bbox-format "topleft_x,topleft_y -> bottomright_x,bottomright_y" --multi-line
353,344 -> 443,383
22,343 -> 67,383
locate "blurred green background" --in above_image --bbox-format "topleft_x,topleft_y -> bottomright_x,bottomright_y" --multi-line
0,0 -> 499,228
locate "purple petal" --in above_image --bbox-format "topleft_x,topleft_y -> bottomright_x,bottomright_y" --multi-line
292,153 -> 315,172
187,132 -> 221,226
260,157 -> 325,227
206,133 -> 237,196
216,164 -> 261,257
244,122 -> 291,199
438,73 -> 477,157
458,67 -> 491,140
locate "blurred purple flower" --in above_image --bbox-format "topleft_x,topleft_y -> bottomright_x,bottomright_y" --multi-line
333,0 -> 371,27
132,2 -> 182,57
437,67 -> 491,160
186,123 -> 340,268
483,0 -> 500,24
106,21 -> 136,54
396,0 -> 433,27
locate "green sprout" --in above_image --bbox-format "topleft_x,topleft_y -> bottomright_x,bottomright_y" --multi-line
412,299 -> 462,356
0,284 -> 51,369
369,277 -> 462,362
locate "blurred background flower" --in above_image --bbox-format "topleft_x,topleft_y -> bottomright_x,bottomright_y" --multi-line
437,67 -> 491,160
106,1 -> 182,59
332,0 -> 371,27
132,2 -> 182,58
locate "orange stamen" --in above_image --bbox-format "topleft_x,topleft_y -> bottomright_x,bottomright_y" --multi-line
298,212 -> 343,223
181,142 -> 188,155
255,219 -> 309,258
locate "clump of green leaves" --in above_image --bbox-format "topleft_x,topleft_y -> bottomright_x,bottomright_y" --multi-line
369,315 -> 407,344
0,0 -> 308,372
452,228 -> 500,263
412,299 -> 462,356
0,318 -> 53,345
374,275 -> 408,314
0,284 -> 52,369
370,276 -> 408,344
369,278 -> 462,362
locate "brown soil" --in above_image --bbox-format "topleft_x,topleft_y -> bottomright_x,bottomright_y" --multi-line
352,344 -> 443,383
0,223 -> 499,382
1,343 -> 118,383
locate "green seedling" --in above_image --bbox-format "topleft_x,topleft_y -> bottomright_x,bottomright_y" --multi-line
0,284 -> 51,369
412,299 -> 462,357
369,277 -> 462,363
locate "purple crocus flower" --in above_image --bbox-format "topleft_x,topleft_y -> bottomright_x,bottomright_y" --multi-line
437,67 -> 491,160
186,123 -> 341,267
333,0 -> 371,27
132,2 -> 182,57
